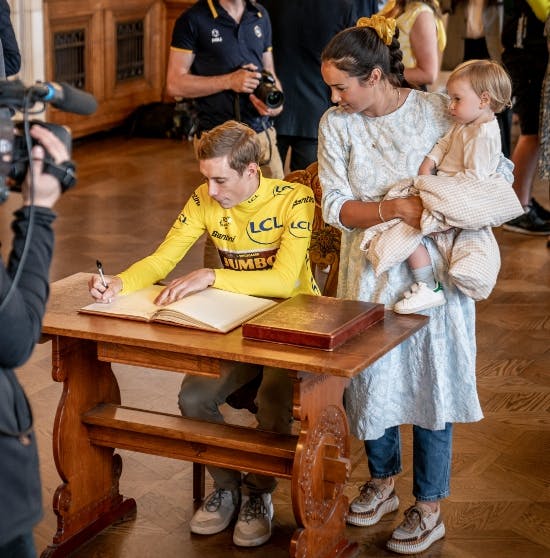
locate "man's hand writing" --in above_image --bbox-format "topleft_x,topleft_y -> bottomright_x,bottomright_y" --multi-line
88,275 -> 122,303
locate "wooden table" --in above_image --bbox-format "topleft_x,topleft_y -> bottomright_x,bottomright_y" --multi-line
39,273 -> 428,558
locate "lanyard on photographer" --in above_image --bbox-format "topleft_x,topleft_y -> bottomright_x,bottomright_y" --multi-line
233,92 -> 273,166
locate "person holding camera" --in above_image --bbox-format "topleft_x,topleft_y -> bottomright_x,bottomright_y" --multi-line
166,0 -> 284,180
0,125 -> 71,558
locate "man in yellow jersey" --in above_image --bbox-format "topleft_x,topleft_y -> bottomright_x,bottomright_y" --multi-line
88,120 -> 318,548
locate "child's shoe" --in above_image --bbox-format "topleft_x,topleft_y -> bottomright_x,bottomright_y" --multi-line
393,281 -> 445,314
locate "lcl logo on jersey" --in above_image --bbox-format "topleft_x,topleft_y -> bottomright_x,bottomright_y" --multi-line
289,220 -> 312,238
246,216 -> 282,244
272,184 -> 293,196
250,217 -> 282,233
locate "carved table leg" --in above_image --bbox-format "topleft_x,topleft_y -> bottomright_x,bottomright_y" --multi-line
41,336 -> 136,558
290,373 -> 358,558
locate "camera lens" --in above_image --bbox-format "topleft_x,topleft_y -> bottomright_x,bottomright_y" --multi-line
265,90 -> 284,109
254,71 -> 284,109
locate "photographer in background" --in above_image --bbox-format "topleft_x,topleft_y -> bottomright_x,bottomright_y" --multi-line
0,125 -> 70,558
166,0 -> 284,180
166,0 -> 285,272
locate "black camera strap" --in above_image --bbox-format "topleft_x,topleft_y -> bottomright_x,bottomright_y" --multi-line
43,159 -> 77,192
233,93 -> 242,123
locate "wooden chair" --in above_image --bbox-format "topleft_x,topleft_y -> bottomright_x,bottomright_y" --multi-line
284,161 -> 341,297
193,161 -> 341,500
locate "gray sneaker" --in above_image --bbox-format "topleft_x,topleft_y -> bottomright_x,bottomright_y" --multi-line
190,487 -> 239,535
232,493 -> 274,547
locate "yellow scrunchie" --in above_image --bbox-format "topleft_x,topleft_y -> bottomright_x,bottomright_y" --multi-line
357,15 -> 397,46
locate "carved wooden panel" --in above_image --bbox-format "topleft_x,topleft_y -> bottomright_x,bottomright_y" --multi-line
44,0 -> 165,138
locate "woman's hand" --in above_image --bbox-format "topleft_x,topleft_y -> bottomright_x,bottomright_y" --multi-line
389,196 -> 424,230
88,274 -> 122,303
154,268 -> 215,305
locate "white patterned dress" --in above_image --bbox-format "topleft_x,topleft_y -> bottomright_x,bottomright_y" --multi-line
318,89 -> 484,440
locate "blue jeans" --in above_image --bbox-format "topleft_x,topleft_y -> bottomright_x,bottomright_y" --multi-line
364,423 -> 453,501
0,532 -> 36,558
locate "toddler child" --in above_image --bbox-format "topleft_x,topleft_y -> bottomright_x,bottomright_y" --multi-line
393,58 -> 512,313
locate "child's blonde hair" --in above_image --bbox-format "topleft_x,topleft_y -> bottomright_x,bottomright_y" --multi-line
448,59 -> 512,113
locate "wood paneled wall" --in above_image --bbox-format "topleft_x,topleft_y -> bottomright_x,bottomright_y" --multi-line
43,0 -> 195,137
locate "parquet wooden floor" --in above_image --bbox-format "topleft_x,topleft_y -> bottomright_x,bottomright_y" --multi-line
2,131 -> 549,558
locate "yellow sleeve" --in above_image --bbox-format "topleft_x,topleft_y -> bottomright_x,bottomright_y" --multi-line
213,186 -> 316,298
526,0 -> 550,21
117,190 -> 207,293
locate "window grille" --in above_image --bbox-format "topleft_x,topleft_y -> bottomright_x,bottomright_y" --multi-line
116,20 -> 144,81
53,29 -> 86,89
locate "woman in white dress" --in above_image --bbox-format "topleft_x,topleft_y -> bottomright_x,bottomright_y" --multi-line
318,15 -> 486,555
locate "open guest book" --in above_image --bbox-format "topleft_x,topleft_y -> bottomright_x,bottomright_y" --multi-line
79,285 -> 277,333
242,294 -> 385,350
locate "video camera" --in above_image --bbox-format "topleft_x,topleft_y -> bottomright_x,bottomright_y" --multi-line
0,79 -> 98,203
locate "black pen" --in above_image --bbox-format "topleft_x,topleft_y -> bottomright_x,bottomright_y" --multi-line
96,259 -> 107,288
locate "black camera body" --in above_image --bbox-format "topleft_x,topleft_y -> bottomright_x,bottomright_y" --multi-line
254,70 -> 284,109
0,78 -> 96,204
0,117 -> 74,202
11,120 -> 72,189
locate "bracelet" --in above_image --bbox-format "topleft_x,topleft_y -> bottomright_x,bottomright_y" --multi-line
378,200 -> 386,223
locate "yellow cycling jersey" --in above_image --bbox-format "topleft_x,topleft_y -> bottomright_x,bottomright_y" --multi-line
118,174 -> 320,298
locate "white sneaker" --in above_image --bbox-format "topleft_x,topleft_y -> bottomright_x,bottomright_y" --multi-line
393,282 -> 445,314
190,487 -> 239,535
232,493 -> 274,547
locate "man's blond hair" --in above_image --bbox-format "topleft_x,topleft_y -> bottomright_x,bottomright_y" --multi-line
197,120 -> 260,175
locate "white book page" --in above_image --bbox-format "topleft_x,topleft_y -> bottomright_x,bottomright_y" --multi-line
80,285 -> 164,320
80,285 -> 275,332
156,288 -> 276,332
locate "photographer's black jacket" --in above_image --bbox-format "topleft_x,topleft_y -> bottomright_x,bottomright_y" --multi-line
0,206 -> 56,546
0,0 -> 21,77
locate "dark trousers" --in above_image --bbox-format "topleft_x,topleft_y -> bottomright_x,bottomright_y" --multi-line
0,533 -> 36,558
277,135 -> 318,172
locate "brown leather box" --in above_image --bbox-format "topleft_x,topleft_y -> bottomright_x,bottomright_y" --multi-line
242,294 -> 385,351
